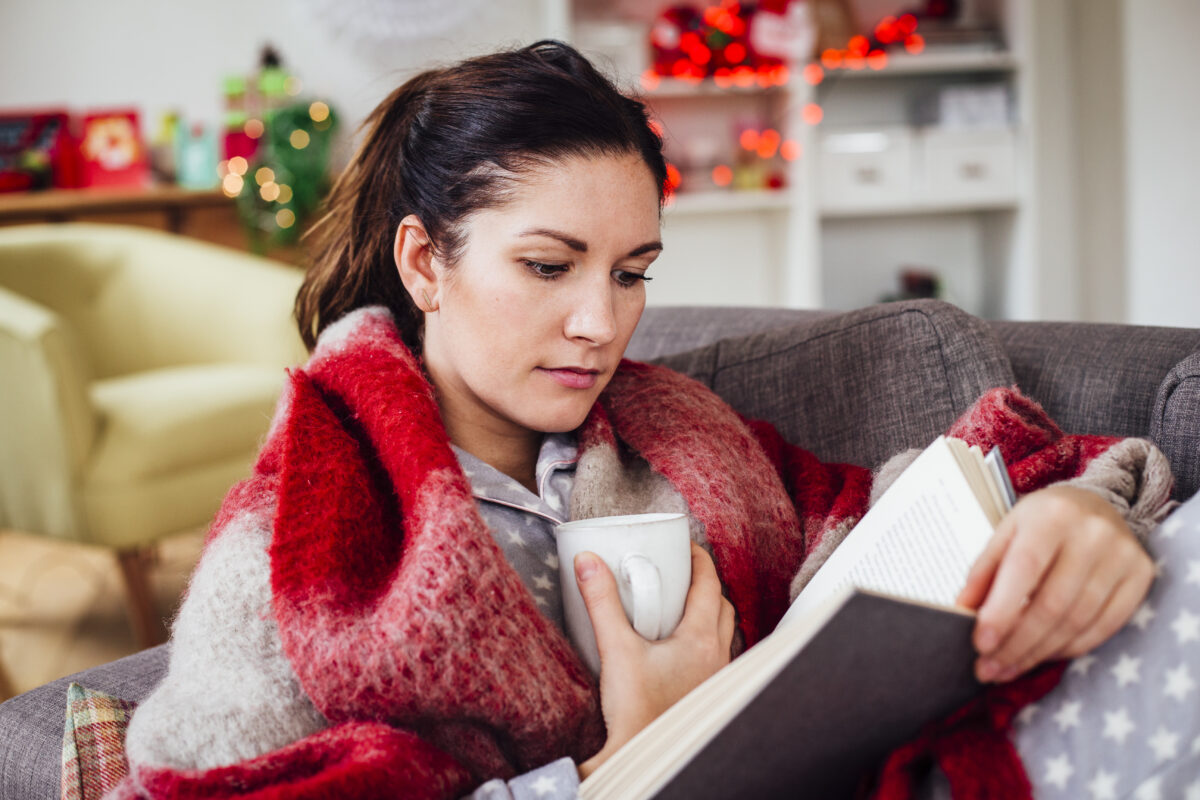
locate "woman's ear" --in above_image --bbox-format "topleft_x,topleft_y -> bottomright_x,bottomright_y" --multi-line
394,214 -> 440,312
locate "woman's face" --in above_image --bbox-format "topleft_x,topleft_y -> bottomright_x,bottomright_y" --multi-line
420,152 -> 663,443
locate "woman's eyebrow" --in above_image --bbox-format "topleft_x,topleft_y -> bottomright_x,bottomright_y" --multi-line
518,228 -> 663,258
628,241 -> 664,258
519,228 -> 588,252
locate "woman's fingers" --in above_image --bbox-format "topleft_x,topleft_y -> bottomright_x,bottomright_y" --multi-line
958,515 -> 1018,610
718,594 -> 737,649
1008,531 -> 1149,674
575,551 -> 636,660
675,542 -> 725,636
973,525 -> 1065,665
992,545 -> 1123,680
1058,562 -> 1155,659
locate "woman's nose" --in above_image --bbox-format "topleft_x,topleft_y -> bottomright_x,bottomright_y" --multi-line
563,279 -> 618,345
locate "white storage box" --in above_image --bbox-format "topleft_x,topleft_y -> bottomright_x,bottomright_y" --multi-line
917,128 -> 1019,205
819,128 -> 914,212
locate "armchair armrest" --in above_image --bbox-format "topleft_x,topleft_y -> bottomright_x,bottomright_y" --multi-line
0,286 -> 94,538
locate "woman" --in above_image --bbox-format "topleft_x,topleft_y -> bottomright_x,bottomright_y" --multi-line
116,41 -> 1172,800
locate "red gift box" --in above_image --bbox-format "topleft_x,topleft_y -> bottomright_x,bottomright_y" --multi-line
0,109 -> 83,192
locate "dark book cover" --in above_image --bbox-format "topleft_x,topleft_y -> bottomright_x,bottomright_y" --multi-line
651,591 -> 981,799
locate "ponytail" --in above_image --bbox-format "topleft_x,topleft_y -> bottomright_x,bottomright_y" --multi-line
295,75 -> 434,351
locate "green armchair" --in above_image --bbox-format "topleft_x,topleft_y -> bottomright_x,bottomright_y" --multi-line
0,223 -> 306,648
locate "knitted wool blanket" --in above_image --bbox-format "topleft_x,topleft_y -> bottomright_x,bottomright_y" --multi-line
113,307 -> 1157,800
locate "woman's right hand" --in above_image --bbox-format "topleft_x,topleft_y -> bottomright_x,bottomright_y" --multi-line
575,542 -> 736,778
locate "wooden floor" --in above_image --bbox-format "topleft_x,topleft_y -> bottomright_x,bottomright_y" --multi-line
0,528 -> 203,704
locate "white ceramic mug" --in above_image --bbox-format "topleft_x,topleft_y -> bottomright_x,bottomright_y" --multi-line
556,512 -> 692,675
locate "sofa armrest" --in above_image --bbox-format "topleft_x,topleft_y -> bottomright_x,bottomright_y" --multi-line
0,286 -> 94,538
0,645 -> 169,800
1153,351 -> 1200,501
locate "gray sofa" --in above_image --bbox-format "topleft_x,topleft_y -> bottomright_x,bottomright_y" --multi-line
2,298 -> 1198,799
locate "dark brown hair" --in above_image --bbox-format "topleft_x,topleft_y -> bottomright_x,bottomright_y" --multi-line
295,40 -> 668,351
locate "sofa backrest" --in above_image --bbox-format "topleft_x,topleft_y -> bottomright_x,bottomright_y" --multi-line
630,300 -> 1200,500
635,300 -> 1015,471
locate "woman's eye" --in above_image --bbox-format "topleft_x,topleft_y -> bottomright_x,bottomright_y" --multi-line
614,270 -> 652,288
522,260 -> 569,279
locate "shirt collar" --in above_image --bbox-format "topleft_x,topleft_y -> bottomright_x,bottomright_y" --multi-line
451,432 -> 579,522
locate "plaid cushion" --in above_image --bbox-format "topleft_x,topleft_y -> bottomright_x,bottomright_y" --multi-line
60,682 -> 137,800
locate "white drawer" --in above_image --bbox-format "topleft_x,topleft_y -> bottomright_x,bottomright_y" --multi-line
819,128 -> 914,211
917,128 -> 1018,204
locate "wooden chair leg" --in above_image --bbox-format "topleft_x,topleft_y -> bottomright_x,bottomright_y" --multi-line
0,657 -> 14,703
116,547 -> 167,650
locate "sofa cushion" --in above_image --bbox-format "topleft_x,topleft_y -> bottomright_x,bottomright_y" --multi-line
627,306 -> 833,362
0,646 -> 167,800
1153,351 -> 1200,501
86,364 -> 285,483
652,299 -> 1016,470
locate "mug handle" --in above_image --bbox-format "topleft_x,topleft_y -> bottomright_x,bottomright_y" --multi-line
620,553 -> 663,641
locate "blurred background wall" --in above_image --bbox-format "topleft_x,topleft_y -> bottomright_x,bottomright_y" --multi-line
0,0 -> 1195,325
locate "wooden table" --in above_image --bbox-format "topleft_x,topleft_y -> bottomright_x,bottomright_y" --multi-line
0,186 -> 306,265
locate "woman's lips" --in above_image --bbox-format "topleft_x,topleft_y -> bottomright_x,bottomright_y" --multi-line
538,367 -> 600,389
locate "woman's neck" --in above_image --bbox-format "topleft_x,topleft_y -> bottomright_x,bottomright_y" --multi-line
439,405 -> 543,494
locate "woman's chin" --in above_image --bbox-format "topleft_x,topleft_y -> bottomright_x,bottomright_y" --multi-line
522,402 -> 595,435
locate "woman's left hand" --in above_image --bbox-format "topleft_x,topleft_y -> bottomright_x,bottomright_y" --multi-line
956,485 -> 1155,683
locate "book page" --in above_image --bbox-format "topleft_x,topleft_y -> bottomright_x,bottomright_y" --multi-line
781,437 -> 996,626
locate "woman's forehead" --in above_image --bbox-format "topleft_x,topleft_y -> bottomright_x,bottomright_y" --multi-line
469,154 -> 662,244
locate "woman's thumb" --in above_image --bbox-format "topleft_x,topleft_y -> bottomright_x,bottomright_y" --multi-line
575,552 -> 630,652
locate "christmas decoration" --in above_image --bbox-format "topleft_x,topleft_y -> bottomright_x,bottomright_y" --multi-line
80,109 -> 149,188
218,47 -> 339,252
647,1 -> 795,88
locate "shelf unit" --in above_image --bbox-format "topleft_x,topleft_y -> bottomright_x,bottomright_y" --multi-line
548,0 -> 1052,319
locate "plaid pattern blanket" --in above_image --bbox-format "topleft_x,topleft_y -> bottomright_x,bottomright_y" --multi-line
61,682 -> 136,800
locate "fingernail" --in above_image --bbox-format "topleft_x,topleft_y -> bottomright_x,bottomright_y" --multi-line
977,659 -> 1000,682
576,552 -> 599,581
997,667 -> 1020,683
977,628 -> 998,653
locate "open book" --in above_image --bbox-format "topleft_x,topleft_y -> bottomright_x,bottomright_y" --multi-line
579,436 -> 1016,800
